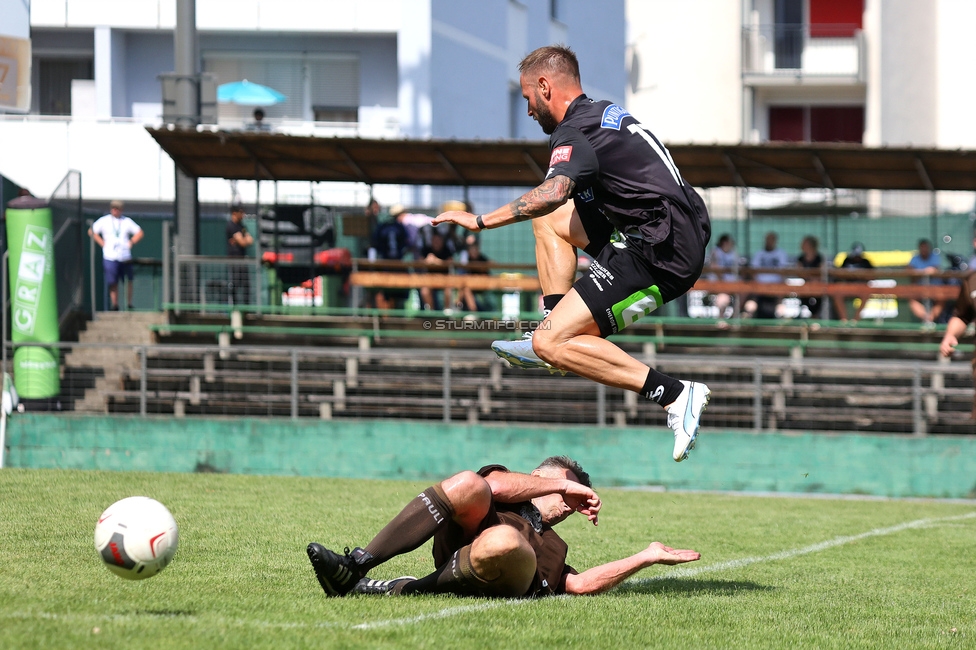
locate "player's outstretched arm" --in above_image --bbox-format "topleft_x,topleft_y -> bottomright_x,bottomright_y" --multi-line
940,316 -> 968,357
562,542 -> 700,595
484,470 -> 601,524
432,175 -> 574,232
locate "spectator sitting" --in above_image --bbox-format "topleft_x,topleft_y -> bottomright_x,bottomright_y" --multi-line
420,227 -> 456,311
459,234 -> 492,313
367,203 -> 410,310
907,238 -> 944,328
390,204 -> 432,260
706,233 -> 738,318
833,242 -> 875,323
967,233 -> 976,272
440,200 -> 469,256
246,108 -> 271,131
796,235 -> 825,318
743,231 -> 791,319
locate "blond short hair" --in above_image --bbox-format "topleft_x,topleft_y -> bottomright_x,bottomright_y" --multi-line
110,200 -> 124,211
518,45 -> 580,83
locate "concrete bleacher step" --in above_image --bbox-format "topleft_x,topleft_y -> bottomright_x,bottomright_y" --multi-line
63,312 -> 168,413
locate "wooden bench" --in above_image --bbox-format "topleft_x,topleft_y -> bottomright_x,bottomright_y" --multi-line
348,271 -> 541,292
348,271 -> 960,301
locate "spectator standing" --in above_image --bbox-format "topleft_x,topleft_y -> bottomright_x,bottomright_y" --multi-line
796,235 -> 825,318
743,231 -> 790,319
226,204 -> 254,304
907,239 -> 943,328
89,200 -> 143,311
834,242 -> 874,323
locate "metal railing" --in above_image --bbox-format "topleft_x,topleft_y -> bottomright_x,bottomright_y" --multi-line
173,255 -> 264,315
742,24 -> 865,80
9,340 -> 973,436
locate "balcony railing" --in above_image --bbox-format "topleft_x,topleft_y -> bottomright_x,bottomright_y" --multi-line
742,24 -> 865,83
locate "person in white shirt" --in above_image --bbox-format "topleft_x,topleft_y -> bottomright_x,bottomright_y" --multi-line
88,200 -> 144,311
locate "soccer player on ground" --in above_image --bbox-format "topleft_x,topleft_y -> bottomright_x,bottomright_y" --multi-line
432,45 -> 712,461
306,456 -> 700,597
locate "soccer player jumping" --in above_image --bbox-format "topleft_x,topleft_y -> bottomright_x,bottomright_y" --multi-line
432,45 -> 712,462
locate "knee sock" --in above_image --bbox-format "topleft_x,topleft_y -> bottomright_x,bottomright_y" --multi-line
398,546 -> 491,596
542,294 -> 564,318
641,368 -> 684,406
362,484 -> 455,570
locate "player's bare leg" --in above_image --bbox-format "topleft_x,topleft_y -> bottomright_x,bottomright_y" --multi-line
533,291 -> 710,462
307,470 -> 492,596
532,201 -> 586,295
533,291 -> 651,392
492,203 -> 587,371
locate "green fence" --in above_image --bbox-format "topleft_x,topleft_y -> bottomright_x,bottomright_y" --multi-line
6,414 -> 976,498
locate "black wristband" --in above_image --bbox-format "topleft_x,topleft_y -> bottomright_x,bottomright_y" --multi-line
476,215 -> 486,231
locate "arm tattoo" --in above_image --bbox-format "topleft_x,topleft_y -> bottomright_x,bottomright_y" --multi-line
507,176 -> 575,222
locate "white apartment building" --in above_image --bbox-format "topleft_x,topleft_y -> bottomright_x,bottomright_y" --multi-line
627,0 -> 976,218
0,0 -> 625,207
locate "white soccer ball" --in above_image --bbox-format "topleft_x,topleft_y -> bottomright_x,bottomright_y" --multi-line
94,496 -> 179,580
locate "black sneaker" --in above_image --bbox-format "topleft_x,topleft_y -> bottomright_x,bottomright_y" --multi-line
306,543 -> 372,597
351,576 -> 416,596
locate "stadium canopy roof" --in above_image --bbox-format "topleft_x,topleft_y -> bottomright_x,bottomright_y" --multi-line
146,127 -> 976,192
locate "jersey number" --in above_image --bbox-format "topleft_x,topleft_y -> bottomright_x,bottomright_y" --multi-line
627,123 -> 683,186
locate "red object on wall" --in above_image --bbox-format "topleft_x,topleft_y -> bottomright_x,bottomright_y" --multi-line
810,0 -> 863,37
769,106 -> 864,143
810,106 -> 864,143
769,107 -> 805,142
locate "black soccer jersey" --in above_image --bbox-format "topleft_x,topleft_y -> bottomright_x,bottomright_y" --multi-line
546,94 -> 709,249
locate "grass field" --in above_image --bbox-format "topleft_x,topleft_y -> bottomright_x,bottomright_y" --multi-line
1,468 -> 974,649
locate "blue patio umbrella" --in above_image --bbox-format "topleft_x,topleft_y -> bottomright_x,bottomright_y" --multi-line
217,80 -> 287,106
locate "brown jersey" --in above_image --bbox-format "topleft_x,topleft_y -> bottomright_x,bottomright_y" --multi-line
431,464 -> 577,597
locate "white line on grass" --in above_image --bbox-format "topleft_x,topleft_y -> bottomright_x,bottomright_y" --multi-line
629,511 -> 976,586
5,513 -> 973,632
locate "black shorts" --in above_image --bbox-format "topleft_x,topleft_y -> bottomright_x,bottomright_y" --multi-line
573,200 -> 707,337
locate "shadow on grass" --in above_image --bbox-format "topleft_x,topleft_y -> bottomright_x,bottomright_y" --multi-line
134,609 -> 197,617
613,578 -> 774,598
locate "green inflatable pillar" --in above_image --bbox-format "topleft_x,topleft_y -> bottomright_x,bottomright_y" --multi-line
4,196 -> 60,398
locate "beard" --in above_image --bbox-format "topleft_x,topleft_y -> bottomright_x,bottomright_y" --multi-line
533,92 -> 559,135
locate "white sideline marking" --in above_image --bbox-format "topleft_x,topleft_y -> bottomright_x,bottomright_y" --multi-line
5,513 -> 973,632
630,511 -> 976,586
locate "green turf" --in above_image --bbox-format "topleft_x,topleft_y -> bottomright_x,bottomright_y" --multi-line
1,469 -> 973,649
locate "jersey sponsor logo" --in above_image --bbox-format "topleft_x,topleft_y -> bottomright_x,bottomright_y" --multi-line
549,146 -> 573,166
600,104 -> 631,130
576,187 -> 594,203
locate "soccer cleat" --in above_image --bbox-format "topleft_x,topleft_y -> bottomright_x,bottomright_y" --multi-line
491,332 -> 566,375
306,543 -> 372,597
351,576 -> 417,596
666,381 -> 711,462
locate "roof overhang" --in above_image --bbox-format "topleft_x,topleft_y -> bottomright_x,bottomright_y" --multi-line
146,128 -> 976,191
